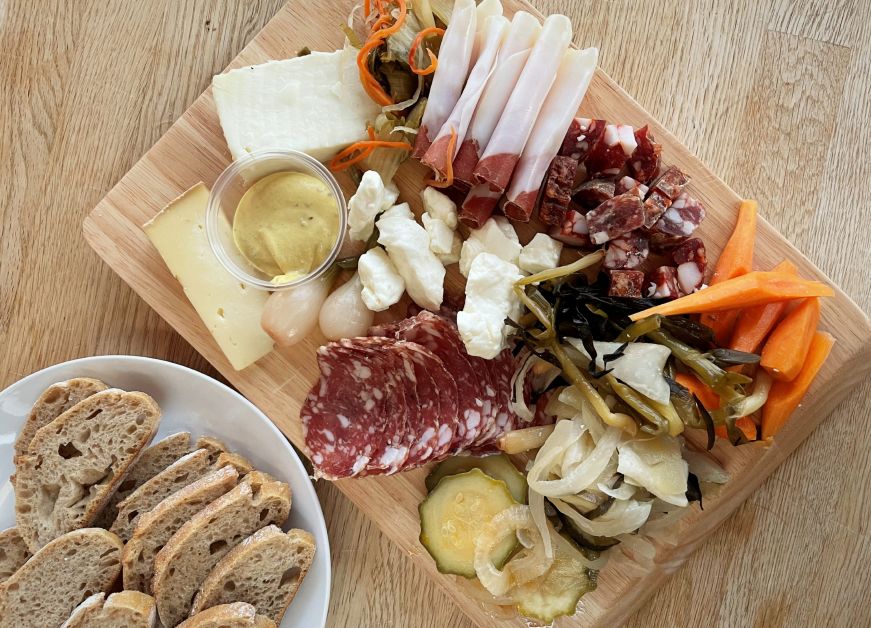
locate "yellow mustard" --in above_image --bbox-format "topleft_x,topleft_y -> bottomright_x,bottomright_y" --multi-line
232,171 -> 339,283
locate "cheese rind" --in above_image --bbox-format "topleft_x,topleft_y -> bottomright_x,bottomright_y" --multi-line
212,47 -> 380,162
143,184 -> 274,370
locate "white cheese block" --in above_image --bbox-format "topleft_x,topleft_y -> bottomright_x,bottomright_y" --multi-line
421,214 -> 456,256
212,47 -> 381,162
358,247 -> 405,312
438,231 -> 462,266
143,184 -> 274,370
519,233 -> 563,274
459,216 -> 522,276
348,170 -> 388,242
457,252 -> 522,359
421,186 -> 458,229
377,213 -> 445,311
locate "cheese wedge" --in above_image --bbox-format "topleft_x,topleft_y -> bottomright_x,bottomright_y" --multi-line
143,184 -> 273,370
213,47 -> 381,162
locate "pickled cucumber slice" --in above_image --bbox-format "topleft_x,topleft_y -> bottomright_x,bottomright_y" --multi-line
419,468 -> 519,577
424,454 -> 528,503
512,532 -> 598,623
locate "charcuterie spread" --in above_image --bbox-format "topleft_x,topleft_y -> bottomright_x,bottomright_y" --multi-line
119,0 -> 844,624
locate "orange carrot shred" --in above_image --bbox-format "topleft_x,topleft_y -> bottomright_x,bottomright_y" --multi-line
409,26 -> 444,75
425,127 -> 457,188
357,38 -> 393,106
364,0 -> 371,18
329,126 -> 412,172
372,0 -> 407,40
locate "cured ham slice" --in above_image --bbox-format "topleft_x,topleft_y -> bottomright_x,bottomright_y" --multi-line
453,12 -> 541,184
413,0 -> 477,158
503,47 -> 598,221
471,14 -> 573,193
459,181 -> 503,228
421,15 -> 509,178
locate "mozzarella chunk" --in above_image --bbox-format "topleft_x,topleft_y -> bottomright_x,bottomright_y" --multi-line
348,170 -> 388,241
458,216 -> 522,277
421,186 -> 458,229
377,213 -> 445,311
381,201 -> 414,221
438,231 -> 462,266
519,233 -> 563,274
457,252 -> 523,358
421,214 -> 456,256
358,247 -> 406,312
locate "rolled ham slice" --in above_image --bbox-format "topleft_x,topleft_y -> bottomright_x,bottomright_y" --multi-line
471,14 -> 572,192
459,182 -> 503,229
503,47 -> 598,222
453,11 -> 541,185
420,15 -> 509,178
413,0 -> 477,158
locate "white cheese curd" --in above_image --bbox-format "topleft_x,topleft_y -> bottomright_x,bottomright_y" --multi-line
421,186 -> 458,229
457,252 -> 523,358
212,47 -> 380,162
458,216 -> 522,276
358,247 -> 405,312
347,170 -> 387,241
421,214 -> 456,256
518,233 -> 563,274
377,213 -> 445,311
437,231 -> 462,266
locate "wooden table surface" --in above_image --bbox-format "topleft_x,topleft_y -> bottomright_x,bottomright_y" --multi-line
2,1 -> 869,626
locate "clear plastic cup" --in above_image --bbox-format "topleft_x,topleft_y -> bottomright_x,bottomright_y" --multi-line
206,149 -> 347,291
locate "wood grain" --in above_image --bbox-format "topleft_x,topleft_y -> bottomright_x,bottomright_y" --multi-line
2,1 -> 870,626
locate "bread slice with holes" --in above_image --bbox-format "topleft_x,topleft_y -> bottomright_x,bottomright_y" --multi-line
122,465 -> 241,593
15,389 -> 161,552
0,528 -> 30,584
178,602 -> 276,628
191,525 -> 315,622
61,590 -> 157,628
92,432 -> 193,528
0,528 -> 123,628
109,445 -> 239,542
13,378 -> 108,465
152,472 -> 291,627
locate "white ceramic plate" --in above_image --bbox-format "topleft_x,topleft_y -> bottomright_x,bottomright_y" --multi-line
0,355 -> 330,628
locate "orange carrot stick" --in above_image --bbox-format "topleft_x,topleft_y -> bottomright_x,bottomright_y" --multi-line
729,260 -> 798,353
628,271 -> 834,321
700,199 -> 758,343
761,331 -> 834,439
675,373 -> 720,410
760,297 -> 821,382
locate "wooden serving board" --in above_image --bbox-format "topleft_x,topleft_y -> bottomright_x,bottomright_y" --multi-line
83,1 -> 871,626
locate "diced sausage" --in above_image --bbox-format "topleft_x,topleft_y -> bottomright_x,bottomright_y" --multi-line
560,118 -> 606,162
608,269 -> 645,298
586,193 -> 645,245
627,125 -> 662,184
549,207 -> 590,247
537,155 -> 578,226
672,237 -> 707,294
573,178 -> 616,209
585,124 -> 630,179
647,266 -> 681,299
614,175 -> 648,197
642,189 -> 672,228
650,165 -> 690,200
648,232 -> 689,253
651,192 -> 706,238
603,232 -> 649,269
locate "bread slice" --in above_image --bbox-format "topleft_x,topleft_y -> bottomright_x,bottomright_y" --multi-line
191,525 -> 315,623
0,528 -> 123,628
152,472 -> 291,627
178,602 -> 276,628
15,389 -> 162,552
92,431 -> 192,528
61,590 -> 156,628
13,378 -> 107,463
0,527 -> 30,583
122,465 -> 241,593
109,445 -> 230,541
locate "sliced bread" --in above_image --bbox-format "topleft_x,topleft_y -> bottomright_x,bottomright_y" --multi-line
178,602 -> 277,628
191,525 -> 316,623
122,465 -> 241,593
12,378 -> 107,463
152,472 -> 291,627
61,590 -> 157,628
0,528 -> 123,628
15,389 -> 161,552
92,431 -> 192,528
109,445 -> 228,541
0,527 -> 30,583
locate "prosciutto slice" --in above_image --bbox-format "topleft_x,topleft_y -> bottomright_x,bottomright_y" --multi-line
503,47 -> 598,221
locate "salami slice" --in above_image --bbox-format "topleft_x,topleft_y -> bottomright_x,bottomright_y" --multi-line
302,341 -> 409,479
396,312 -> 493,452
